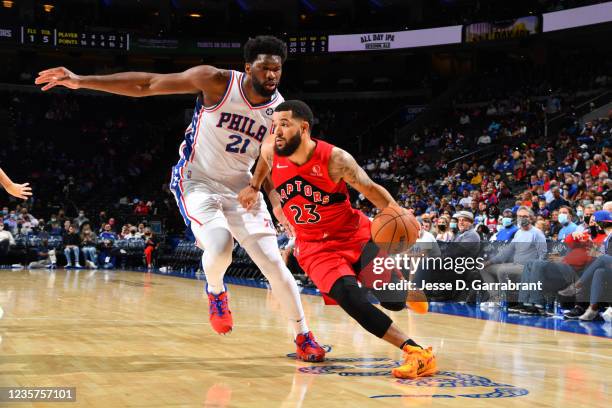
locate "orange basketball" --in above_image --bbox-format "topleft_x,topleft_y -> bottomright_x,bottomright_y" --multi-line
407,290 -> 429,314
371,206 -> 419,254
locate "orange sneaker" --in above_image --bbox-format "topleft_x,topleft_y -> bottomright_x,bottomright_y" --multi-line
207,286 -> 233,335
295,331 -> 326,362
392,345 -> 437,379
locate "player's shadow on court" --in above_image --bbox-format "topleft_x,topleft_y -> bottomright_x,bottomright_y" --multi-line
0,354 -> 295,378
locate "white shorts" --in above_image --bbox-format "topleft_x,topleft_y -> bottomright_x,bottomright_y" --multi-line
171,179 -> 276,246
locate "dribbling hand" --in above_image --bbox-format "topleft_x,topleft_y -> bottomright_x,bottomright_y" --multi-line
273,206 -> 295,238
35,67 -> 81,91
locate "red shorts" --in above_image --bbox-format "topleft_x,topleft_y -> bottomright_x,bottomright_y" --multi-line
295,213 -> 395,294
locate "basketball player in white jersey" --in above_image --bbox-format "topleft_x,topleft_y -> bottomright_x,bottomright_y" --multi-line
35,36 -> 325,361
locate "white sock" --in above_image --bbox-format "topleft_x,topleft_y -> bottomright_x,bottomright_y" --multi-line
241,234 -> 310,337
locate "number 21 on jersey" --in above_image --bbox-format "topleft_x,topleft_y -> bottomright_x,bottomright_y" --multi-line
225,134 -> 251,154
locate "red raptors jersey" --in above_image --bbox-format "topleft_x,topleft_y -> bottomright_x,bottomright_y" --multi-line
271,139 -> 364,241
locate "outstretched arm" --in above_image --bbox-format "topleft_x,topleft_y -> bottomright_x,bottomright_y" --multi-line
35,65 -> 229,99
328,147 -> 397,210
0,167 -> 31,200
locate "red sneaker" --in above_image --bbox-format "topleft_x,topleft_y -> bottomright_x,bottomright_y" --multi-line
207,286 -> 233,335
295,331 -> 326,362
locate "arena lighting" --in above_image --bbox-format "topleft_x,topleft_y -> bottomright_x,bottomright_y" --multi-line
188,13 -> 202,18
300,0 -> 316,12
326,12 -> 337,17
43,4 -> 54,12
2,1 -> 13,9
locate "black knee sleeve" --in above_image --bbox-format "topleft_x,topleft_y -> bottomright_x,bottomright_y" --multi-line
379,301 -> 406,312
328,276 -> 393,338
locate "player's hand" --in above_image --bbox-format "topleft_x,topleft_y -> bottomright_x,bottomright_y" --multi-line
273,206 -> 295,237
238,185 -> 260,210
5,182 -> 32,200
35,67 -> 81,91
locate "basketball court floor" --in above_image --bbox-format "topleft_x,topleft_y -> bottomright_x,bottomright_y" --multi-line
0,268 -> 610,407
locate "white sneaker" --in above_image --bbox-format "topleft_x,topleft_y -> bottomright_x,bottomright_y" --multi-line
86,260 -> 97,269
558,282 -> 582,297
75,263 -> 83,268
579,307 -> 599,321
602,307 -> 612,323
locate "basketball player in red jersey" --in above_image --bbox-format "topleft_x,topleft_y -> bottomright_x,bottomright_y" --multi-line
238,100 -> 437,379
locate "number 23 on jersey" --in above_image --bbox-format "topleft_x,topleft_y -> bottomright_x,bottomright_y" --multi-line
289,204 -> 321,224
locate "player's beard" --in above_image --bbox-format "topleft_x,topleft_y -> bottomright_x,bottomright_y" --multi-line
252,76 -> 276,97
275,130 -> 302,157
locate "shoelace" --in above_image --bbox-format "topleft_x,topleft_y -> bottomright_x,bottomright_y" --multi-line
299,334 -> 319,351
209,294 -> 228,317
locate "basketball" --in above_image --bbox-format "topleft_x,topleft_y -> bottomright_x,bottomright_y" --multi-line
371,206 -> 419,254
407,290 -> 429,314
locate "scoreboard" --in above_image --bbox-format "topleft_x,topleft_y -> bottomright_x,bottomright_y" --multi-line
20,27 -> 129,50
287,35 -> 328,54
57,31 -> 128,49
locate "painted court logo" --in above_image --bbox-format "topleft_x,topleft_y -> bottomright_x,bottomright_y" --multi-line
288,352 -> 528,399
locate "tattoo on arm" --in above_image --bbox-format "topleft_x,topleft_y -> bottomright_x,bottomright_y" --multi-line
329,148 -> 372,187
328,147 -> 396,209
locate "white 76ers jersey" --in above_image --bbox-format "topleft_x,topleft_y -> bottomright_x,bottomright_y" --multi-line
170,70 -> 284,195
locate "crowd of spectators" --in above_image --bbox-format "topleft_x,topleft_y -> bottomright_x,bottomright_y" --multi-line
356,67 -> 611,322
0,203 -> 161,270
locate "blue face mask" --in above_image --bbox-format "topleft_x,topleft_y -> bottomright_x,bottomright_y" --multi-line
450,222 -> 458,229
502,217 -> 512,227
558,213 -> 569,225
576,210 -> 584,218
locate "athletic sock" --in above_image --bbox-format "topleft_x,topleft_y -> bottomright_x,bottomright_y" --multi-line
293,316 -> 309,337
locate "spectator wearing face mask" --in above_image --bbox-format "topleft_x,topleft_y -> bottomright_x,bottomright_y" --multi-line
558,211 -> 612,321
495,209 -> 519,243
124,226 -> 141,240
589,154 -> 608,178
575,204 -> 596,233
435,217 -> 454,242
557,206 -> 578,241
519,210 -> 610,317
481,207 -> 547,305
73,210 -> 89,228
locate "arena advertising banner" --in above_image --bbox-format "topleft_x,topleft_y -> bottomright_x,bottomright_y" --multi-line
132,36 -> 241,55
543,1 -> 612,32
328,25 -> 462,52
463,16 -> 541,43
